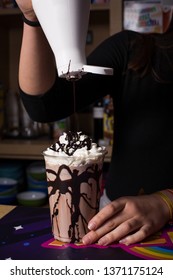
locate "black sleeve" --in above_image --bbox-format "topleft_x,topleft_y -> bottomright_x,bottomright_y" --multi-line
19,30 -> 130,123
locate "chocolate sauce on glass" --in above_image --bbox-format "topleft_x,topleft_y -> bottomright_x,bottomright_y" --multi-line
47,162 -> 102,243
44,130 -> 106,243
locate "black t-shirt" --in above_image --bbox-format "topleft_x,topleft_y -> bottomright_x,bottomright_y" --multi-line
20,30 -> 173,200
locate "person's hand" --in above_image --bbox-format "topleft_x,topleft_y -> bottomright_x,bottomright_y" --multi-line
82,193 -> 170,246
15,0 -> 37,21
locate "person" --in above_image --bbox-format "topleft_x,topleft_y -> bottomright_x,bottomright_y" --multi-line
16,0 -> 173,246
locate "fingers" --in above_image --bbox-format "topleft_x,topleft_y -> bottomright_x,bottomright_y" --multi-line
83,211 -> 127,245
88,199 -> 125,231
82,195 -> 161,246
119,224 -> 153,245
98,218 -> 142,246
83,217 -> 152,246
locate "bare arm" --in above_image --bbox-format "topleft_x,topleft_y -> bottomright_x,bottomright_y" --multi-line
19,23 -> 56,95
16,0 -> 56,95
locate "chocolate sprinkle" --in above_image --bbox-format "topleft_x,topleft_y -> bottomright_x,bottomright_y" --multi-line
50,131 -> 92,156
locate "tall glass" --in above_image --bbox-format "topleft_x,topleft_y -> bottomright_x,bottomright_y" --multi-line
43,152 -> 106,243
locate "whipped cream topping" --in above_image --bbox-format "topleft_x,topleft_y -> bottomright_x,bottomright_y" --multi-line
43,131 -> 107,166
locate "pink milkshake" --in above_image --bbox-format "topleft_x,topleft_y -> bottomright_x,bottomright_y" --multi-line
43,131 -> 107,243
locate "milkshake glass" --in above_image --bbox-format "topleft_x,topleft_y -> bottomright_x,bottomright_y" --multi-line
43,131 -> 107,243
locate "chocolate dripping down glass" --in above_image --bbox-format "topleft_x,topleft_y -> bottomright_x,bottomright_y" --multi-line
43,132 -> 107,243
32,0 -> 113,81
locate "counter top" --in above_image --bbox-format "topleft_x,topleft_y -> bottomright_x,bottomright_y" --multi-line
0,204 -> 173,260
0,204 -> 16,219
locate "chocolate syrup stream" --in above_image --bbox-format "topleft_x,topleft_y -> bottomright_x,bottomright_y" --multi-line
70,82 -> 79,132
73,81 -> 76,114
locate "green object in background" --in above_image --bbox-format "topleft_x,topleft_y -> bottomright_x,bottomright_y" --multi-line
27,161 -> 46,181
17,191 -> 47,207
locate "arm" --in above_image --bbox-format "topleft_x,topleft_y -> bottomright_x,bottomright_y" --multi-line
19,23 -> 56,95
16,0 -> 56,95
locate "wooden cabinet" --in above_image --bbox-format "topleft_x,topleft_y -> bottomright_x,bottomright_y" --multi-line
0,8 -> 22,92
87,0 -> 123,55
0,0 -> 123,161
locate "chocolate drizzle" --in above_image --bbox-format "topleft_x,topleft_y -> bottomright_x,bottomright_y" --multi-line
46,163 -> 102,243
50,131 -> 92,156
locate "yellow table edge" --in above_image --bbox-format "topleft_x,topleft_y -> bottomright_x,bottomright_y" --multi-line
0,205 -> 16,219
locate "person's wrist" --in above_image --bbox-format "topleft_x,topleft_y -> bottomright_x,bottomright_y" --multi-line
22,13 -> 40,27
23,10 -> 38,22
154,191 -> 173,222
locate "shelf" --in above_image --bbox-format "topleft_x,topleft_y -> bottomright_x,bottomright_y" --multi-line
0,3 -> 110,16
0,139 -> 112,162
0,5 -> 110,29
0,8 -> 21,16
0,139 -> 52,160
90,3 -> 110,11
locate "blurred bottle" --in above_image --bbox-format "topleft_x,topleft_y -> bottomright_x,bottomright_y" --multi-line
4,90 -> 20,138
93,98 -> 104,144
52,118 -> 70,141
103,95 -> 114,146
19,99 -> 39,139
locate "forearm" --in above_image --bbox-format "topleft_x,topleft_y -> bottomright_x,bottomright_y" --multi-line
18,23 -> 56,95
